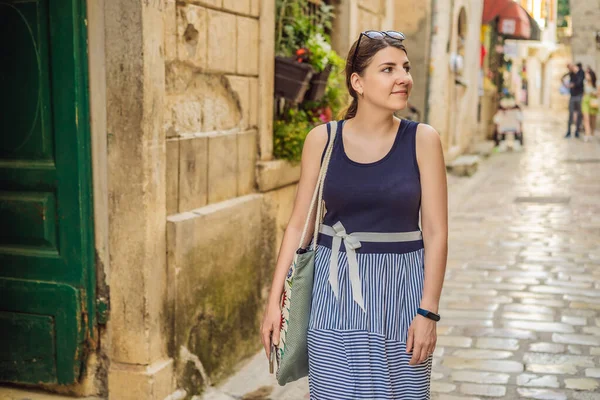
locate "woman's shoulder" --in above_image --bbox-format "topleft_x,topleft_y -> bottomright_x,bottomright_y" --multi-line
415,123 -> 442,157
302,122 -> 333,164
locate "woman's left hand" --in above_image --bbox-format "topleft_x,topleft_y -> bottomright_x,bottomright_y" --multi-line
406,315 -> 437,365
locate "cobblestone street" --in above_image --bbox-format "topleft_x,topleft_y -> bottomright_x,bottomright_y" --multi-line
201,109 -> 600,400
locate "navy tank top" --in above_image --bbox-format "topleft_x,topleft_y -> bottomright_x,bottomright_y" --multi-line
317,119 -> 424,254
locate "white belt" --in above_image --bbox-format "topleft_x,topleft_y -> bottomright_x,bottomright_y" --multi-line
319,222 -> 423,311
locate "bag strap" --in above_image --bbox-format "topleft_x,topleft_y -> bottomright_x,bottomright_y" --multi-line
297,121 -> 338,251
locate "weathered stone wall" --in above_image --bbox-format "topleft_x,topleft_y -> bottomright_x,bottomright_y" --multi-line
104,0 -> 173,398
161,0 -> 284,397
164,1 -> 260,214
427,0 -> 483,160
570,0 -> 600,72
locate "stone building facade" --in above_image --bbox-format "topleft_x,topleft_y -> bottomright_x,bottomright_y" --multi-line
570,0 -> 600,73
427,0 -> 485,159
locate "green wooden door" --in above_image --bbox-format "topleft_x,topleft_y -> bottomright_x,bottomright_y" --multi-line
0,0 -> 95,385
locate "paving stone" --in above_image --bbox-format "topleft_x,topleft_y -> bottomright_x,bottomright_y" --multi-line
568,345 -> 583,355
502,312 -> 555,322
523,353 -> 594,367
451,371 -> 510,384
582,326 -> 600,335
442,357 -> 524,373
571,392 -> 600,400
521,298 -> 566,307
475,280 -> 528,289
564,378 -> 600,391
525,364 -> 578,375
516,388 -> 567,400
465,328 -> 538,340
437,336 -> 473,348
503,320 -> 574,333
431,381 -> 457,393
434,347 -> 445,358
561,315 -> 587,325
552,333 -> 600,346
459,383 -> 506,397
585,368 -> 600,378
570,302 -> 600,310
529,343 -> 566,353
504,304 -> 555,314
451,349 -> 513,359
475,338 -> 519,351
516,374 -> 560,388
437,326 -> 455,335
432,371 -> 445,380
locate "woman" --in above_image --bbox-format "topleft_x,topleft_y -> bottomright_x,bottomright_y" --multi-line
261,30 -> 448,399
582,67 -> 598,142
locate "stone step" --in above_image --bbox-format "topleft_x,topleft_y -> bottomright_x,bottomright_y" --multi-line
447,155 -> 480,177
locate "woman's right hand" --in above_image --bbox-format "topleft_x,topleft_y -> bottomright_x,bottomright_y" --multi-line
260,299 -> 282,358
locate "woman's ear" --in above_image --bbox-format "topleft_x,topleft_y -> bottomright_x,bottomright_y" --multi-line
350,72 -> 363,96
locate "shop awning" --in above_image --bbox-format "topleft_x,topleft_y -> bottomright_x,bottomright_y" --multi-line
482,0 -> 539,40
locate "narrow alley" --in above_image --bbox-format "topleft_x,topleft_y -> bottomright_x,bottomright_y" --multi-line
200,109 -> 600,400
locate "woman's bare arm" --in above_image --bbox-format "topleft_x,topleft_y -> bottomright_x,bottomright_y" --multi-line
415,123 -> 448,314
264,123 -> 328,317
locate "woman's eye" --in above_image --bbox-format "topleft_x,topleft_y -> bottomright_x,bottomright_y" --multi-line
383,67 -> 392,73
404,66 -> 412,72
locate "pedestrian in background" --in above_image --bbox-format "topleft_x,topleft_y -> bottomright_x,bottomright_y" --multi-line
262,29 -> 448,399
582,67 -> 599,142
565,62 -> 585,138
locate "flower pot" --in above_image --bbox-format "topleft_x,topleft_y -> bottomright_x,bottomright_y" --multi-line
275,56 -> 314,103
304,64 -> 332,102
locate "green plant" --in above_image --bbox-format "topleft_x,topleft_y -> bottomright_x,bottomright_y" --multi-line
275,0 -> 312,57
273,1 -> 349,161
273,108 -> 319,163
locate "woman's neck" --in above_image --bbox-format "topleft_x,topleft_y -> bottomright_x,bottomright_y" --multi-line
349,102 -> 398,138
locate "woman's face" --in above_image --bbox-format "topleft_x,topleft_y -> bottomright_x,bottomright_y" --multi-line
356,46 -> 413,111
586,72 -> 592,81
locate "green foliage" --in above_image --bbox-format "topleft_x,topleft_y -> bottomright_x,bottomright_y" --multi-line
273,108 -> 319,163
273,1 -> 348,162
557,0 -> 570,28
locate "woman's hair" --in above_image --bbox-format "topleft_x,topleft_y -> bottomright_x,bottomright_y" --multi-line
339,36 -> 407,120
588,69 -> 597,88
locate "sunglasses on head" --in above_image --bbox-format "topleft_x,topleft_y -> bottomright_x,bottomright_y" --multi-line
351,30 -> 406,71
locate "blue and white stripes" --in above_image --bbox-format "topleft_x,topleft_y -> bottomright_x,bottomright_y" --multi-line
307,244 -> 431,399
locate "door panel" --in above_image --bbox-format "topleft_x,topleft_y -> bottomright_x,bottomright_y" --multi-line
0,0 -> 95,385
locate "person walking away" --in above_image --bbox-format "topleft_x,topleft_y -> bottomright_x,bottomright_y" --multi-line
261,30 -> 448,399
566,63 -> 585,138
582,68 -> 599,142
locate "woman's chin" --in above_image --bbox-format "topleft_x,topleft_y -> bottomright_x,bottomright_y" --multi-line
390,99 -> 409,111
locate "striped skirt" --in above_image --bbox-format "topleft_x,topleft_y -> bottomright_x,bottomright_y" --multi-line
307,244 -> 431,400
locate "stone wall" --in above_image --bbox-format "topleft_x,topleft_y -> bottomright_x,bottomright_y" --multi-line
570,0 -> 600,72
164,1 -> 260,214
427,0 -> 484,160
161,0 -> 296,396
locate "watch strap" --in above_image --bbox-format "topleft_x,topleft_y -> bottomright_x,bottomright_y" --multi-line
417,307 -> 440,321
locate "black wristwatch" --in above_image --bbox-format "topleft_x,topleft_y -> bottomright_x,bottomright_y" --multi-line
417,307 -> 441,322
